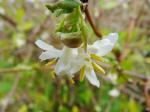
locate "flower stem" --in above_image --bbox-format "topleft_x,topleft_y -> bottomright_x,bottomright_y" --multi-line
83,4 -> 102,38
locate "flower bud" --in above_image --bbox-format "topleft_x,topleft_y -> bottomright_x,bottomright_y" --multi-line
58,31 -> 82,48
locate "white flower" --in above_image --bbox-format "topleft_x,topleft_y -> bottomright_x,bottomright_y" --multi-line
107,73 -> 118,85
15,38 -> 26,47
109,89 -> 120,97
35,33 -> 118,87
35,40 -> 84,77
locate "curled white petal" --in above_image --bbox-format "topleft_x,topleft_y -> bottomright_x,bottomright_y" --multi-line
35,40 -> 59,51
35,40 -> 61,60
88,33 -> 118,56
107,33 -> 118,44
85,63 -> 100,87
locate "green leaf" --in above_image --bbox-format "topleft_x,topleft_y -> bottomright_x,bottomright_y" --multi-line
77,86 -> 93,105
46,0 -> 80,15
0,81 -> 12,96
15,8 -> 25,23
121,58 -> 133,70
59,105 -> 69,112
55,7 -> 81,33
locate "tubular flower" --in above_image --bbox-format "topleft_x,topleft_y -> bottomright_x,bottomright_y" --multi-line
35,40 -> 84,77
35,33 -> 118,87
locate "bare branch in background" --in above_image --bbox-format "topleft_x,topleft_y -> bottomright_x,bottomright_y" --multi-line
0,13 -> 17,27
27,16 -> 50,43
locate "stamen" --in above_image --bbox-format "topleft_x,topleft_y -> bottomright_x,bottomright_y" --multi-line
45,58 -> 57,67
51,70 -> 56,79
69,78 -> 75,84
92,62 -> 105,74
90,54 -> 104,62
79,66 -> 85,81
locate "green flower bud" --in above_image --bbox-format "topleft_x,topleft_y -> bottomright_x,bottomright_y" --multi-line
46,0 -> 81,16
57,31 -> 82,48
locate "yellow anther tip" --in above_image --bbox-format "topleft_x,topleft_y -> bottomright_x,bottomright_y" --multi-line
45,58 -> 57,67
79,66 -> 85,81
92,62 -> 105,74
90,54 -> 104,62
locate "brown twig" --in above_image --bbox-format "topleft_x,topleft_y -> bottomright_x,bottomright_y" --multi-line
120,85 -> 145,103
83,4 -> 102,38
122,70 -> 149,82
0,67 -> 32,74
0,65 -> 52,74
0,13 -> 17,27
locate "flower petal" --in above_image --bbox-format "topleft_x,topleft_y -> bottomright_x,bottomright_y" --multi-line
55,47 -> 84,77
35,40 -> 59,51
88,33 -> 118,56
39,50 -> 61,61
35,40 -> 62,60
85,63 -> 100,87
67,55 -> 84,75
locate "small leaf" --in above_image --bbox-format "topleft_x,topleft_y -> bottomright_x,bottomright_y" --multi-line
46,0 -> 80,15
15,8 -> 25,23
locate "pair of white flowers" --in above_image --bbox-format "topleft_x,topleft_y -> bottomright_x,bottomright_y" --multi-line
35,33 -> 118,87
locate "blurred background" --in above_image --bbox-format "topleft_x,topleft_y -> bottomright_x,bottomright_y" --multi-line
0,0 -> 150,112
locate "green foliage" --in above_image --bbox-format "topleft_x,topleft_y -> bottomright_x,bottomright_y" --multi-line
0,81 -> 12,96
